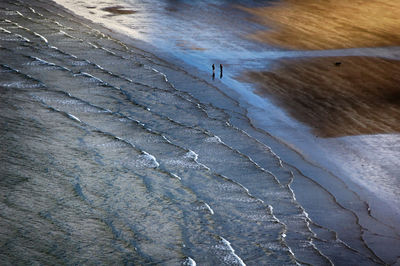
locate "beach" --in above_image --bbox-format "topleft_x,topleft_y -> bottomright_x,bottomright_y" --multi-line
242,56 -> 400,138
239,0 -> 400,50
1,0 -> 399,264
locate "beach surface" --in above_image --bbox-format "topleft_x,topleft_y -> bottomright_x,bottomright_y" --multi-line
237,0 -> 400,238
239,0 -> 400,50
1,0 -> 400,264
242,56 -> 400,138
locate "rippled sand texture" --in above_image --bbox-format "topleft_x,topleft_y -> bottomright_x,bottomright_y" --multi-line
1,0 -> 399,265
240,0 -> 400,50
243,56 -> 400,137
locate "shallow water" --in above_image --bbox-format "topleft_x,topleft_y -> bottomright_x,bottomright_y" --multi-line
1,0 -> 400,264
49,0 -> 400,220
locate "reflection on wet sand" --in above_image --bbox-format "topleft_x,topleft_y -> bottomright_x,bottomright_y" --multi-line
237,0 -> 400,138
176,40 -> 207,51
242,56 -> 400,138
101,6 -> 137,15
239,0 -> 400,50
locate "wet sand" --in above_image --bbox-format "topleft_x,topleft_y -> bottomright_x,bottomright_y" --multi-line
101,6 -> 136,15
236,2 -> 400,261
237,0 -> 400,138
239,0 -> 400,50
242,56 -> 400,138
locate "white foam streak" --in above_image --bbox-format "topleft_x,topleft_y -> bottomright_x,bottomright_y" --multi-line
203,202 -> 214,215
33,32 -> 48,43
68,114 -> 81,123
217,237 -> 246,266
183,257 -> 196,266
32,57 -> 56,66
184,150 -> 210,170
205,135 -> 222,143
59,30 -> 75,38
80,72 -> 105,83
171,173 -> 181,181
28,7 -> 44,17
139,151 -> 159,168
185,150 -> 198,161
15,33 -> 30,42
0,27 -> 12,34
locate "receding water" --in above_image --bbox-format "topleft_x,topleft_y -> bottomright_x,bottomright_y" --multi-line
1,0 -> 400,265
49,0 -> 400,222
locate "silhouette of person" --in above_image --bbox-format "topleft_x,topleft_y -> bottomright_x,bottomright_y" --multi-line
219,64 -> 223,79
212,64 -> 216,80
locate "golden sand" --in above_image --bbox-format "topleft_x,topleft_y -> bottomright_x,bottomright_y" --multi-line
239,0 -> 400,50
242,57 -> 400,137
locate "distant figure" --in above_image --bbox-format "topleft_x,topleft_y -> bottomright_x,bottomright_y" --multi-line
220,64 -> 223,78
334,62 -> 342,66
212,64 -> 216,80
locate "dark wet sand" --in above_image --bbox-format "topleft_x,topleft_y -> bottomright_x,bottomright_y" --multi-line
242,56 -> 400,138
239,0 -> 400,50
101,6 -> 136,15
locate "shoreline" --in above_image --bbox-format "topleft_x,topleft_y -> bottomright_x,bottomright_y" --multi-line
51,0 -> 400,253
1,0 -> 399,263
75,0 -> 400,225
236,0 -> 400,230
